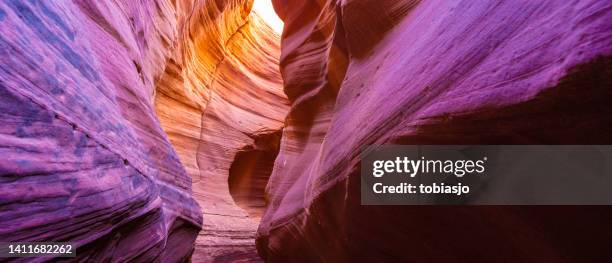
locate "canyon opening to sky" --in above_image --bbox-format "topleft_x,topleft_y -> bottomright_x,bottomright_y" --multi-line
0,0 -> 611,262
252,0 -> 283,34
225,1 -> 285,223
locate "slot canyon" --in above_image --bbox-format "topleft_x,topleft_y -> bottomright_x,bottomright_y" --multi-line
0,0 -> 611,262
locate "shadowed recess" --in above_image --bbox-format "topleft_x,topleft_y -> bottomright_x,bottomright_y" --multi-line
229,131 -> 282,219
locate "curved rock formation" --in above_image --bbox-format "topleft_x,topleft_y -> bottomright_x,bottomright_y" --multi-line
257,0 -> 612,261
229,131 -> 283,220
154,0 -> 288,261
2,0 -> 611,261
0,0 -> 202,261
0,0 -> 285,261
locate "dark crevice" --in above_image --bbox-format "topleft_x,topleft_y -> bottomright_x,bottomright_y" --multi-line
228,131 -> 282,219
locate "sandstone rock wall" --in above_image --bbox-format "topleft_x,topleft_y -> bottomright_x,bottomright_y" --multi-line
0,0 -> 287,261
153,0 -> 289,261
0,0 -> 202,261
3,0 -> 611,261
258,0 -> 612,261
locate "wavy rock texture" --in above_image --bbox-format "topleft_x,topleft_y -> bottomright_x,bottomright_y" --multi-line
153,0 -> 288,262
0,0 -> 203,261
0,0 -> 288,261
258,0 -> 612,262
1,0 -> 287,261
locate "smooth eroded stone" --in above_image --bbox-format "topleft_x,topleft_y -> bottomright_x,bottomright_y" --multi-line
258,0 -> 612,261
0,0 -> 202,261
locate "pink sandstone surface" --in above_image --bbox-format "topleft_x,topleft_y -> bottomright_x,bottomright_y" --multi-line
0,0 -> 203,261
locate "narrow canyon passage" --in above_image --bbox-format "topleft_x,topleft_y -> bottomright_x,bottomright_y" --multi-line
0,0 -> 289,261
154,1 -> 287,261
0,0 -> 611,262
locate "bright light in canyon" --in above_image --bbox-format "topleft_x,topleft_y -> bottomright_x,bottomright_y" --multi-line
253,0 -> 283,34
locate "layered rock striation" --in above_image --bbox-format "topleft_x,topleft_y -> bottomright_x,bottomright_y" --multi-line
0,0 -> 202,261
154,0 -> 288,261
2,0 -> 611,261
257,0 -> 612,261
0,0 -> 285,261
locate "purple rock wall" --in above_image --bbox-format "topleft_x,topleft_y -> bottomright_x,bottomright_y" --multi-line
0,1 -> 202,261
257,0 -> 612,261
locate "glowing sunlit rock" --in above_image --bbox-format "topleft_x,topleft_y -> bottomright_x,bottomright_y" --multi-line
253,0 -> 284,34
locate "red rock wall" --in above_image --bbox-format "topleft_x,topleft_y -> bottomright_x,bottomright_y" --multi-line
258,0 -> 612,261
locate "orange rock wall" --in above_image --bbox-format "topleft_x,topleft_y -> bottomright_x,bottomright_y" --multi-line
153,0 -> 288,261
